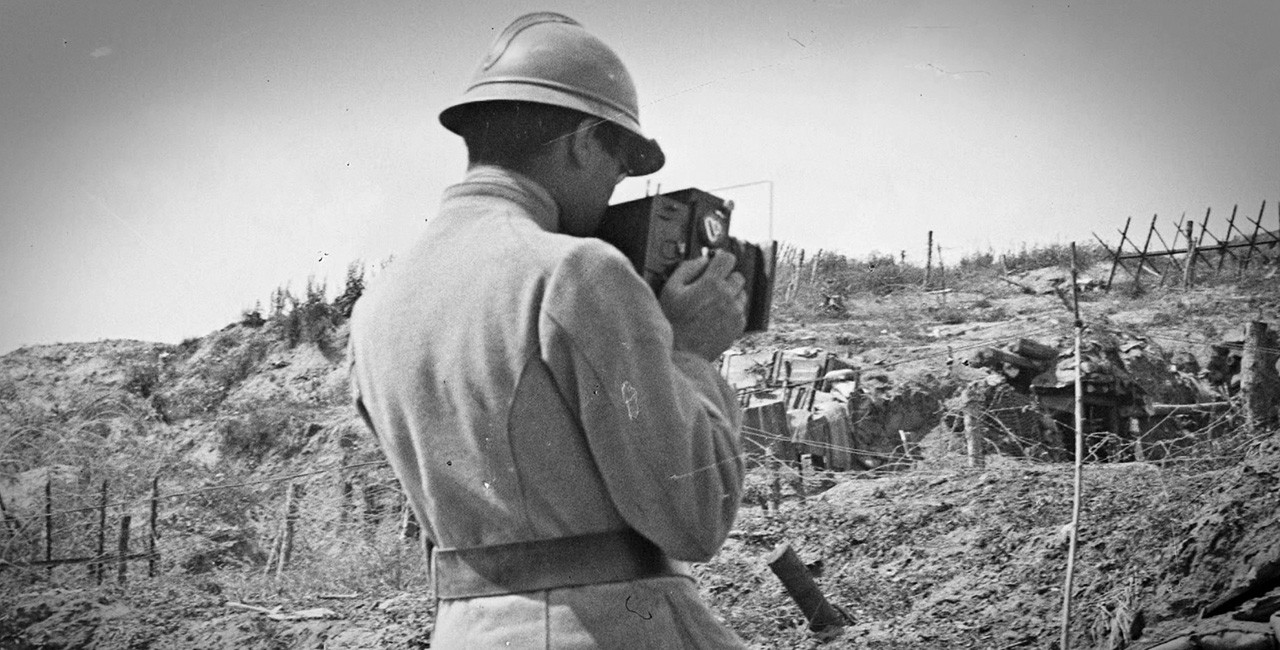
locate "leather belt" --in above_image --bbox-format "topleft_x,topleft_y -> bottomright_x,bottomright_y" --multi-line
432,529 -> 683,600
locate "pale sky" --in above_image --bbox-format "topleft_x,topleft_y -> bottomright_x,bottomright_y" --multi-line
2,0 -> 1277,354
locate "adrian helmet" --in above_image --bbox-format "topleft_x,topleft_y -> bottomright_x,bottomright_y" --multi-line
439,12 -> 665,176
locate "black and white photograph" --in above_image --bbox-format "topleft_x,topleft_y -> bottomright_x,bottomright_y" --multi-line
2,1 -> 1278,648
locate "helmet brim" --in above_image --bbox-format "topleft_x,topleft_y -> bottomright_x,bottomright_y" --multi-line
441,90 -> 665,176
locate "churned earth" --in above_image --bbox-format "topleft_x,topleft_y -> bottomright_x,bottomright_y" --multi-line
2,265 -> 1277,649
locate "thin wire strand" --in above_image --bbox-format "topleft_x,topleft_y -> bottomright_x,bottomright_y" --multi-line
3,460 -> 390,522
734,323 -> 1063,398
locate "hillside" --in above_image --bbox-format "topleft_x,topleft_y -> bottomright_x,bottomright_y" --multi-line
1,258 -> 1278,649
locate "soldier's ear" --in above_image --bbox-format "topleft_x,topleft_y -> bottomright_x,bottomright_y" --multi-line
566,119 -> 597,170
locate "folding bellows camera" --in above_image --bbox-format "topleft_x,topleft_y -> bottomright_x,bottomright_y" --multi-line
597,188 -> 775,332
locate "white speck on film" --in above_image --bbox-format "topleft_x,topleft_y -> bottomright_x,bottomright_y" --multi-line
621,381 -> 639,420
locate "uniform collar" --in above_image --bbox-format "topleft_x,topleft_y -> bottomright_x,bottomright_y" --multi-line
443,165 -> 561,233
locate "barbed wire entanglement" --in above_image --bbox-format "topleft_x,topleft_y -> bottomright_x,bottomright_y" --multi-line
3,259 -> 1274,593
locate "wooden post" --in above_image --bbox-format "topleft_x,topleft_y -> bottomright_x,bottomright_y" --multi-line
1273,201 -> 1280,255
340,472 -> 354,525
1183,221 -> 1197,289
1243,202 -> 1276,265
1060,242 -> 1087,650
1132,215 -> 1159,292
1240,321 -> 1279,431
963,409 -> 986,469
1151,220 -> 1183,286
766,543 -> 847,631
786,250 -> 804,302
1195,208 -> 1212,264
770,350 -> 785,386
768,454 -> 783,512
1240,200 -> 1269,273
1165,213 -> 1186,285
780,360 -> 793,410
148,477 -> 159,578
1218,205 -> 1239,272
924,231 -> 934,289
1196,210 -> 1242,273
361,478 -> 380,532
1130,418 -> 1145,462
275,483 -> 300,579
1105,217 -> 1132,289
0,490 -> 17,539
819,354 -> 836,392
44,477 -> 53,578
117,515 -> 131,585
94,479 -> 108,585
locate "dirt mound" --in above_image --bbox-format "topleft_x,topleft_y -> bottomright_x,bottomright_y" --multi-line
0,582 -> 435,650
1155,435 -> 1280,621
703,433 -> 1280,649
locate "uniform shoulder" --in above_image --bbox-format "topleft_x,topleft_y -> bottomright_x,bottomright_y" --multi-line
557,235 -> 634,274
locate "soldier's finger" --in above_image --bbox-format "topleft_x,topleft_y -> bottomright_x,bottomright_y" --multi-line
725,271 -> 746,293
705,250 -> 737,278
667,255 -> 712,287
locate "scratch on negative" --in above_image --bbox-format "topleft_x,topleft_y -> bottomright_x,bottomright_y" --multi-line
625,594 -> 653,620
621,381 -> 640,420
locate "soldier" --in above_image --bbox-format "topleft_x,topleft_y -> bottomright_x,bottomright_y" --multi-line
347,12 -> 750,649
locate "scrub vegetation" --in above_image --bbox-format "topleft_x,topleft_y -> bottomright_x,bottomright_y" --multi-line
1,244 -> 1277,649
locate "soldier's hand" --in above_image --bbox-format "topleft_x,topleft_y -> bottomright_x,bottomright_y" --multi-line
659,251 -> 747,362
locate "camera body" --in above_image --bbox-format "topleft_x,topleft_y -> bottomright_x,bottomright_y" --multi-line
596,188 -> 775,332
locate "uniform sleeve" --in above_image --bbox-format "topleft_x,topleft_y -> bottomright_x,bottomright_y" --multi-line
539,241 -> 745,562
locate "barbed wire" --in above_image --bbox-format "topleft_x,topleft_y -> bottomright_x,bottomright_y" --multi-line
6,312 -> 1270,524
1,459 -> 391,522
733,323 -> 1063,398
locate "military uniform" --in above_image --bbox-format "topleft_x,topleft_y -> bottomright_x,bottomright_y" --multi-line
348,166 -> 748,648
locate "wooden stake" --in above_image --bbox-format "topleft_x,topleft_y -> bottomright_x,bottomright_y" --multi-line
1182,221 -> 1197,289
769,350 -> 785,386
1104,216 -> 1132,289
44,478 -> 53,578
924,231 -> 934,289
1166,212 -> 1187,278
148,476 -> 159,578
1197,215 -> 1242,270
1240,200 -> 1268,273
768,454 -> 783,512
767,543 -> 847,631
1195,207 -> 1212,258
0,490 -> 17,539
1240,200 -> 1274,270
1218,205 -> 1240,272
1060,242 -> 1086,650
963,406 -> 986,469
94,479 -> 108,585
1150,220 -> 1183,285
1240,321 -> 1278,431
117,515 -> 131,585
275,483 -> 300,579
1132,215 -> 1159,291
